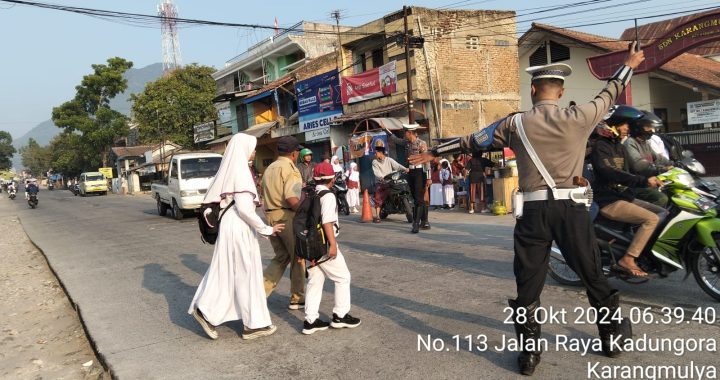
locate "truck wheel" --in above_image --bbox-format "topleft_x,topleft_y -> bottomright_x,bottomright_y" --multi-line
172,200 -> 184,220
157,197 -> 167,216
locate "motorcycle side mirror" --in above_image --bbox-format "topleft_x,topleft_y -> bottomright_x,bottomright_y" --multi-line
681,150 -> 694,158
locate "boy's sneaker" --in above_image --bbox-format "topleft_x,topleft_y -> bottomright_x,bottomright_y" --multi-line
242,325 -> 277,340
330,313 -> 361,329
192,309 -> 218,340
302,319 -> 330,335
288,302 -> 305,310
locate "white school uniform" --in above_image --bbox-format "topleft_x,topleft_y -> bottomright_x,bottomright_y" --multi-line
305,184 -> 352,324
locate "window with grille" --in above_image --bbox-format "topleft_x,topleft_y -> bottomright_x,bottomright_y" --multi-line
465,35 -> 480,50
549,41 -> 570,62
529,43 -> 547,66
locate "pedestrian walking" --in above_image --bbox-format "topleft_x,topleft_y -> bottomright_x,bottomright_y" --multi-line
466,153 -> 491,213
188,134 -> 284,341
301,162 -> 361,335
345,162 -> 360,213
411,43 -> 645,376
262,136 -> 306,310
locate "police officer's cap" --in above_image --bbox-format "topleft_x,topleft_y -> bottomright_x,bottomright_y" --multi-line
277,136 -> 304,154
526,63 -> 572,82
402,123 -> 422,131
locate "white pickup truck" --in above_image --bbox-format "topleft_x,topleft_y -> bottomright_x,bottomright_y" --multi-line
151,152 -> 223,220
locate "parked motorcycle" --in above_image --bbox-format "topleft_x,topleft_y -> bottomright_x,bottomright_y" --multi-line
379,170 -> 414,223
333,173 -> 350,216
28,193 -> 38,209
549,167 -> 720,301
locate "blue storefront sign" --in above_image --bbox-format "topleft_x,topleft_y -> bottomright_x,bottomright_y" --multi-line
296,69 -> 342,132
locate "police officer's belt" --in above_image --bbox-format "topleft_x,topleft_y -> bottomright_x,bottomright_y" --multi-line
409,165 -> 425,169
265,207 -> 292,212
523,188 -> 584,202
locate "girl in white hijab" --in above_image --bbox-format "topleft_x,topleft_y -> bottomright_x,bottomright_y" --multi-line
331,155 -> 343,174
188,133 -> 284,340
345,162 -> 360,213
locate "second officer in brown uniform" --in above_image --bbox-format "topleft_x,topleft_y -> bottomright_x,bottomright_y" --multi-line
262,136 -> 305,309
411,43 -> 645,376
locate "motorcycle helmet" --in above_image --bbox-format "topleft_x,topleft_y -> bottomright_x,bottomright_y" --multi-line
603,105 -> 645,128
629,110 -> 664,139
299,148 -> 313,158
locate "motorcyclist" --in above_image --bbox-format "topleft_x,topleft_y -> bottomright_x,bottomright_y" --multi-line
371,146 -> 408,223
25,178 -> 39,200
7,182 -> 16,197
591,105 -> 668,278
298,148 -> 315,186
623,111 -> 673,207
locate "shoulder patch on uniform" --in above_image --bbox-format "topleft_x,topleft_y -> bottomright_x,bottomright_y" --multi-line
472,119 -> 503,150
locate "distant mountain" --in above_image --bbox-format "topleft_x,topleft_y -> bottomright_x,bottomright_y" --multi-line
11,63 -> 163,170
109,62 -> 164,115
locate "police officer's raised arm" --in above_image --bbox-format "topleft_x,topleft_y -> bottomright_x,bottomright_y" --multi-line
572,42 -> 645,129
408,116 -> 511,165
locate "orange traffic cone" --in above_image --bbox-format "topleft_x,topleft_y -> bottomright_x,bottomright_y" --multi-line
361,189 -> 373,223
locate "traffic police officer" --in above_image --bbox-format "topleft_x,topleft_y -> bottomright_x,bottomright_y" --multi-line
262,136 -> 305,310
384,123 -> 432,233
411,43 -> 645,376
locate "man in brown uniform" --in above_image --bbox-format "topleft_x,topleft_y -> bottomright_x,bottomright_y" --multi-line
262,136 -> 305,309
411,43 -> 645,376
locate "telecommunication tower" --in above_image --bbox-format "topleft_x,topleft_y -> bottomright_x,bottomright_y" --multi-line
158,0 -> 182,74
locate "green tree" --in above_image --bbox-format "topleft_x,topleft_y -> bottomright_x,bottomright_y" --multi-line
48,131 -> 88,176
19,138 -> 51,177
131,64 -> 217,147
0,130 -> 16,170
52,57 -> 133,168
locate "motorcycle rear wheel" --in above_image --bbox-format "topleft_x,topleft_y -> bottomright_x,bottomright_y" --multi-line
691,247 -> 720,302
402,198 -> 413,223
340,197 -> 350,216
548,246 -> 582,286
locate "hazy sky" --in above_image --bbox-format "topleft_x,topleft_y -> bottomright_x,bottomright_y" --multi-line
0,0 -> 714,140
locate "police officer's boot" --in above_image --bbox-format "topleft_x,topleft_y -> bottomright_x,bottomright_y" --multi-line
420,203 -> 431,230
411,204 -> 420,233
508,299 -> 542,376
589,291 -> 632,358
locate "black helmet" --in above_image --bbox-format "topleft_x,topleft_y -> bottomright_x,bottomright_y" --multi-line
604,105 -> 644,128
629,110 -> 663,138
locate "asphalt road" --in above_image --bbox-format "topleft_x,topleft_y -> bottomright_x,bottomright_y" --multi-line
3,188 -> 719,379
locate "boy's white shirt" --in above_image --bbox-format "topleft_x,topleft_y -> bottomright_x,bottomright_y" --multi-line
315,184 -> 339,237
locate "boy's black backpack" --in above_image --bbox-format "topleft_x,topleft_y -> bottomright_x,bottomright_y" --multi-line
294,186 -> 333,266
198,200 -> 235,244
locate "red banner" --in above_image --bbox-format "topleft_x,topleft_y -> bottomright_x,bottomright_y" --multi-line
587,10 -> 720,79
341,61 -> 396,104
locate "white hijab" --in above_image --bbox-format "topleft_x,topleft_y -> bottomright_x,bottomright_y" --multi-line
331,155 -> 343,173
203,133 -> 258,207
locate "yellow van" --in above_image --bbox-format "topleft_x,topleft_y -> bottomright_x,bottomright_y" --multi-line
79,172 -> 108,196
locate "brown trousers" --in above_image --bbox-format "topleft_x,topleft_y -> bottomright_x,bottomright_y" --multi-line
599,199 -> 665,257
263,209 -> 305,303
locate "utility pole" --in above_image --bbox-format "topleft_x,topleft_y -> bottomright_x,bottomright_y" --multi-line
403,6 -> 414,124
331,9 -> 345,68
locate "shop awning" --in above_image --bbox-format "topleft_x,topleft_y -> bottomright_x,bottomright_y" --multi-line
206,134 -> 233,145
330,102 -> 406,125
241,121 -> 278,138
242,90 -> 274,104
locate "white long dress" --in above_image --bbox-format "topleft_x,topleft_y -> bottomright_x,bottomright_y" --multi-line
441,169 -> 455,206
188,192 -> 274,329
430,183 -> 444,206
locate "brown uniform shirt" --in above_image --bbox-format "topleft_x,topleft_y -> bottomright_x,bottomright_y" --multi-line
460,79 -> 625,192
261,156 -> 302,211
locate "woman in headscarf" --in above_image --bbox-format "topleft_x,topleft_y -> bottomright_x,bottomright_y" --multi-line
188,134 -> 284,341
345,162 -> 360,213
429,158 -> 444,209
331,155 -> 344,175
440,159 -> 454,209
